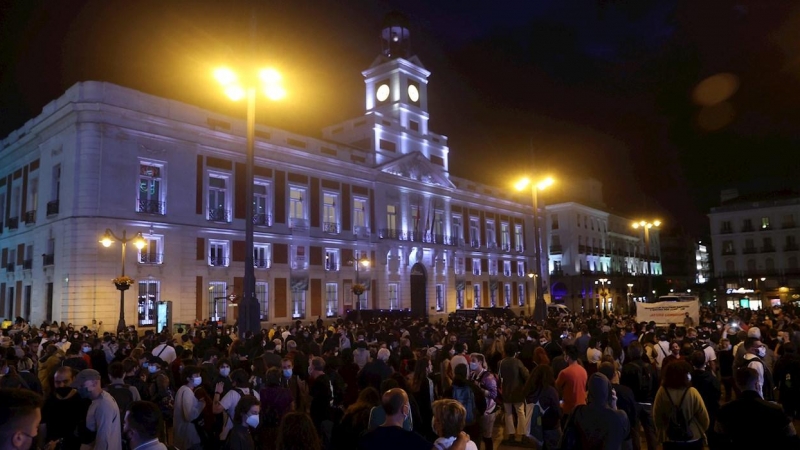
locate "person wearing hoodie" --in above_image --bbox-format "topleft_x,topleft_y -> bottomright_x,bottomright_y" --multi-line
568,372 -> 630,449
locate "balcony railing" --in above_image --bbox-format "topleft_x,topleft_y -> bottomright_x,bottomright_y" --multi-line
550,245 -> 563,254
551,269 -> 564,276
138,199 -> 165,215
42,254 -> 54,266
761,225 -> 772,231
722,249 -> 736,255
742,225 -> 755,232
743,247 -> 758,254
322,222 -> 340,234
784,243 -> 799,252
720,228 -> 733,234
253,213 -> 272,227
139,253 -> 163,264
46,200 -> 59,216
289,217 -> 309,232
7,217 -> 19,230
22,259 -> 32,270
515,245 -> 524,252
578,245 -> 587,254
354,226 -> 371,240
254,259 -> 271,269
761,245 -> 776,253
501,243 -> 511,252
208,208 -> 230,223
324,261 -> 341,271
471,240 -> 481,249
5,263 -> 15,273
487,242 -> 498,250
209,256 -> 229,267
24,210 -> 36,225
378,228 -> 400,239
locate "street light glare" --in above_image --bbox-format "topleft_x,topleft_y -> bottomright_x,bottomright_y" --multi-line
265,85 -> 286,101
259,68 -> 281,84
654,220 -> 662,227
214,67 -> 237,86
537,177 -> 554,190
514,178 -> 530,191
224,85 -> 245,101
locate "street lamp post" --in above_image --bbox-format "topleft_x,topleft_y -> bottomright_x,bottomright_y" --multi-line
213,65 -> 285,336
100,229 -> 146,332
350,254 -> 370,323
595,278 -> 610,315
526,272 -> 536,316
627,283 -> 634,314
632,220 -> 661,302
516,176 -> 554,323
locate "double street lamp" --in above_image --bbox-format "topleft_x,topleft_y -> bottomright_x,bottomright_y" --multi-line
99,229 -> 146,332
515,176 -> 554,322
632,219 -> 661,302
213,66 -> 285,335
596,278 -> 610,314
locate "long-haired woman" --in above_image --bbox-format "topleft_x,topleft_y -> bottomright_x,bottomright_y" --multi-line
276,411 -> 321,450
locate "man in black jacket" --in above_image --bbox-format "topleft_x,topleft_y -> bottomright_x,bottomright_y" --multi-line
690,350 -> 721,446
599,362 -> 638,449
620,341 -> 658,450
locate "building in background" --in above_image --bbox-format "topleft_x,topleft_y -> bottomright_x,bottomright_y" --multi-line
0,15 -> 540,326
709,189 -> 800,310
544,180 -> 662,314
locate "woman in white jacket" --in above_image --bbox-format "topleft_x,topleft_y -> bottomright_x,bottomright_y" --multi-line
174,365 -> 206,450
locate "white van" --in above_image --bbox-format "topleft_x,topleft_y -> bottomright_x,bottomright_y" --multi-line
547,304 -> 571,315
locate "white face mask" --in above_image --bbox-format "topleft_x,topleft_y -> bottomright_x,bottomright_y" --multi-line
246,414 -> 260,428
192,376 -> 202,387
219,367 -> 230,377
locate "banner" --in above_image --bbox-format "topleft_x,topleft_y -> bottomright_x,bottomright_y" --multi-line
636,301 -> 700,326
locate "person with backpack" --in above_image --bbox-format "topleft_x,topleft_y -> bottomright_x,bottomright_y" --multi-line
565,372 -> 630,449
468,353 -> 497,450
445,363 -> 486,442
431,399 -> 479,450
106,361 -> 141,445
652,361 -> 709,450
213,369 -> 254,441
736,336 -> 776,401
521,364 -> 561,449
620,341 -> 659,450
498,342 -> 529,444
222,395 -> 260,450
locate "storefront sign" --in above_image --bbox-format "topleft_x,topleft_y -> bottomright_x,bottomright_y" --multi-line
636,300 -> 699,326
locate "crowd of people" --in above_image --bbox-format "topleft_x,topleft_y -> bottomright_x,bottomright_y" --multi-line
1,303 -> 800,450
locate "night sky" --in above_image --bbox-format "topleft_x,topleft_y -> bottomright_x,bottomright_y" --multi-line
2,1 -> 799,236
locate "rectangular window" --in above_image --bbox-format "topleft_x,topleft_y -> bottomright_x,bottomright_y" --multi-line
322,192 -> 339,234
291,245 -> 308,270
51,164 -> 61,201
253,182 -> 272,226
433,210 -> 444,238
504,284 -> 512,307
518,284 -> 525,306
452,215 -> 463,245
473,284 -> 481,309
209,240 -> 229,267
500,222 -> 510,250
514,224 -> 524,251
742,219 -> 753,231
517,261 -> 526,277
761,217 -> 771,229
209,281 -> 227,322
27,176 -> 38,218
472,258 -> 481,275
490,286 -> 497,307
577,214 -> 581,227
208,174 -> 230,222
23,285 -> 31,318
503,261 -> 512,277
354,197 -> 368,236
386,204 -> 397,232
551,214 -> 559,230
488,259 -> 498,276
325,248 -> 340,271
137,280 -> 159,326
388,283 -> 399,310
453,256 -> 465,275
470,217 -> 480,247
254,243 -> 271,269
292,291 -> 306,319
721,220 -> 732,232
139,235 -> 163,264
456,288 -> 464,309
486,220 -> 496,248
256,282 -> 269,320
436,284 -> 444,312
326,283 -> 338,317
138,162 -> 165,214
289,187 -> 308,229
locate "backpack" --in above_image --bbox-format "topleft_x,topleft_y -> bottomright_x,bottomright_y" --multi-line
528,400 -> 547,445
451,385 -> 476,425
734,355 -> 775,401
105,384 -> 135,435
665,388 -> 694,442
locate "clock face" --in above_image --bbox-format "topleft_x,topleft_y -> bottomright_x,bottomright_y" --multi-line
376,84 -> 390,102
407,84 -> 419,103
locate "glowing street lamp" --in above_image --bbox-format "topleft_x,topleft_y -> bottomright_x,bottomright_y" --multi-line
99,229 -> 146,332
516,176 -> 555,321
214,66 -> 285,335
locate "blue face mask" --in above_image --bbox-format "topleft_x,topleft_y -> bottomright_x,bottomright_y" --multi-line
78,387 -> 91,399
148,365 -> 158,374
282,369 -> 292,378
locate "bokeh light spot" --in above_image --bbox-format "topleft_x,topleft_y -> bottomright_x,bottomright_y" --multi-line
692,73 -> 740,106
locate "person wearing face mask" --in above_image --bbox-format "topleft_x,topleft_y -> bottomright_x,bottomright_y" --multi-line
279,357 -> 309,412
0,388 -> 43,450
409,356 -> 436,441
151,336 -> 177,366
469,353 -> 498,450
257,368 -> 293,446
173,366 -> 206,450
213,369 -> 253,440
122,401 -> 168,450
221,395 -> 259,450
40,367 -> 91,450
737,337 -> 776,401
358,388 -> 431,450
105,362 -> 142,444
71,369 -> 123,450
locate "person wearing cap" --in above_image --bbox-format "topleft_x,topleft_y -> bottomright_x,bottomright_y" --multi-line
73,369 -> 123,450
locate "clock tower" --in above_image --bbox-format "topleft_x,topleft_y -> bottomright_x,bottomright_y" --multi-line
363,12 -> 430,136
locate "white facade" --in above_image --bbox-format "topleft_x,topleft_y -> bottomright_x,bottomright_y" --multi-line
545,201 -> 662,313
0,43 -> 539,326
709,195 -> 800,307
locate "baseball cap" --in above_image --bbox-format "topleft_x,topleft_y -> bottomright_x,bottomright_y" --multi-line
70,369 -> 101,388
